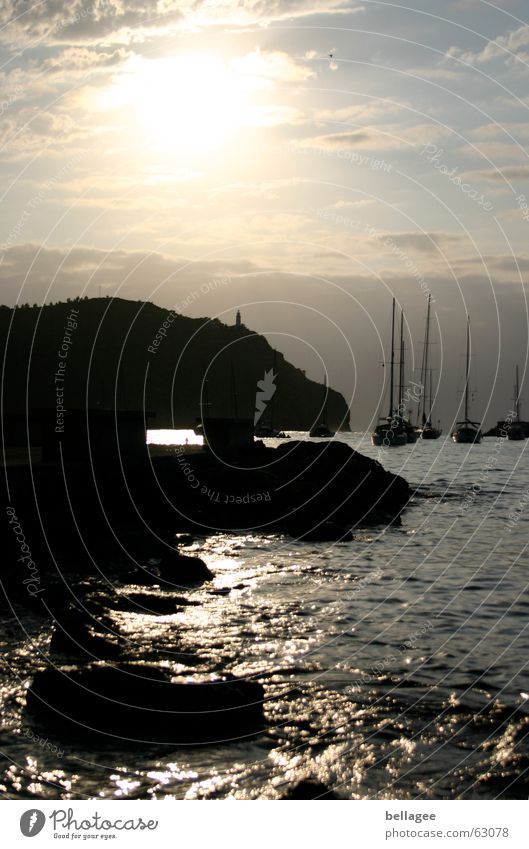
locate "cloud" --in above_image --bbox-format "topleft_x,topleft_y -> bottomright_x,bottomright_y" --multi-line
295,123 -> 448,152
481,255 -> 529,273
232,49 -> 316,84
386,232 -> 464,254
0,1 -> 183,46
0,243 -> 258,305
40,46 -> 132,72
0,108 -> 86,155
464,165 -> 529,182
208,177 -> 306,201
0,42 -> 309,163
328,199 -> 374,209
408,66 -> 463,81
314,101 -> 407,125
0,1 -> 362,47
446,23 -> 529,66
469,122 -> 529,141
297,130 -> 377,149
1,238 -> 517,310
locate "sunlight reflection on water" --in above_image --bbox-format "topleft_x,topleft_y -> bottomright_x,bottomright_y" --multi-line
2,432 -> 529,799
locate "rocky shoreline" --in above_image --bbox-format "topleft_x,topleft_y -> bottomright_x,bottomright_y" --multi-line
2,439 -> 410,784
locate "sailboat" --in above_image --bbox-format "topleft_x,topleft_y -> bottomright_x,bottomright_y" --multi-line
418,295 -> 442,439
310,373 -> 335,438
372,298 -> 408,447
508,365 -> 525,440
420,371 -> 442,439
451,316 -> 482,444
397,308 -> 417,443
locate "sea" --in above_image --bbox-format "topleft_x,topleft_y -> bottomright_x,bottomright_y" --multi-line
1,431 -> 528,800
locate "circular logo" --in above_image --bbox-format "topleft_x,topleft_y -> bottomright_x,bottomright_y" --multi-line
20,809 -> 46,837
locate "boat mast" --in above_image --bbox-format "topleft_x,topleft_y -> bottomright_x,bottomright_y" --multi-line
429,369 -> 433,427
424,295 -> 431,425
398,308 -> 404,420
417,296 -> 430,426
464,315 -> 470,422
388,297 -> 395,419
515,365 -> 521,422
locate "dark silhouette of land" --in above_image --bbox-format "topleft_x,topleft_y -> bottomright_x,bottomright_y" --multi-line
0,296 -> 411,770
0,297 -> 350,431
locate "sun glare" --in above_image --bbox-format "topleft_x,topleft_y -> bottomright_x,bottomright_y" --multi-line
105,54 -> 249,155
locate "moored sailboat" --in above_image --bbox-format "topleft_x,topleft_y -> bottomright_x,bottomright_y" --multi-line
372,298 -> 408,447
397,308 -> 417,443
452,316 -> 482,444
507,365 -> 525,441
420,371 -> 442,439
309,373 -> 335,438
418,295 -> 442,439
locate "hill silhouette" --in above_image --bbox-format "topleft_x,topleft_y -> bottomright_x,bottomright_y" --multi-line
0,297 -> 350,431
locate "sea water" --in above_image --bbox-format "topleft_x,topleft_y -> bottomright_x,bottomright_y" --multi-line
1,433 -> 528,799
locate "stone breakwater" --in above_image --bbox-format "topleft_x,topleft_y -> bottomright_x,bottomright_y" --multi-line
0,439 -> 409,794
2,440 -> 410,573
0,439 -> 410,614
163,439 -> 410,537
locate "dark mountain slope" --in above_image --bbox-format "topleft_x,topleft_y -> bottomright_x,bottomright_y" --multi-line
0,298 -> 350,431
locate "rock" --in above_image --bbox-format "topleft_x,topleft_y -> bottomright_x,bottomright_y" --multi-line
3,438 -> 409,581
273,440 -> 409,528
112,592 -> 199,614
174,533 -> 194,546
50,622 -> 121,660
26,664 -> 265,745
160,553 -> 214,584
137,552 -> 213,587
150,439 -> 409,535
280,780 -> 338,800
49,603 -> 121,660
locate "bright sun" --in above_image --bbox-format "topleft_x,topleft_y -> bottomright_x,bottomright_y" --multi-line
105,54 -> 249,155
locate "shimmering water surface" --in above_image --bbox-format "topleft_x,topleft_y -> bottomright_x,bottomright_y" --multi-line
2,433 -> 529,799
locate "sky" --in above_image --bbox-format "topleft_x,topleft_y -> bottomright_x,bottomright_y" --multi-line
1,0 -> 529,429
